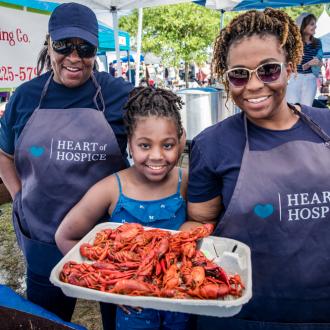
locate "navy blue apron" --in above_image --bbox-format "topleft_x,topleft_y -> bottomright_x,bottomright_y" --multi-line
198,105 -> 330,329
13,73 -> 127,278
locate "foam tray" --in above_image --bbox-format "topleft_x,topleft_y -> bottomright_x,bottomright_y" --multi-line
50,223 -> 252,317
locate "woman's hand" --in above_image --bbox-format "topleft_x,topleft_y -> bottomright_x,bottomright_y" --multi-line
304,57 -> 322,70
0,150 -> 21,199
181,196 -> 222,232
310,57 -> 322,66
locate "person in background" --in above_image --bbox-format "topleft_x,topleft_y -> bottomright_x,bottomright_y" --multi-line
164,67 -> 170,86
183,7 -> 330,329
125,64 -> 136,86
326,58 -> 330,81
0,91 -> 9,103
121,62 -> 128,79
168,67 -> 176,86
286,12 -> 323,106
55,87 -> 190,330
145,65 -> 151,86
109,62 -> 116,77
156,64 -> 164,87
196,67 -> 207,85
0,92 -> 8,118
0,2 -> 132,329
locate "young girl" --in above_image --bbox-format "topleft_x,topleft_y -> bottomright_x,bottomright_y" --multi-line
286,12 -> 323,106
55,87 -> 190,330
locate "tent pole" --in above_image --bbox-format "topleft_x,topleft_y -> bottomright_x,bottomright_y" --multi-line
220,9 -> 225,30
105,54 -> 109,73
111,6 -> 122,77
135,7 -> 143,87
128,50 -> 132,82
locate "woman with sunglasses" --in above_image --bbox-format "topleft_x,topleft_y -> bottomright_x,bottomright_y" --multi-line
183,7 -> 330,330
0,2 -> 132,327
287,13 -> 323,106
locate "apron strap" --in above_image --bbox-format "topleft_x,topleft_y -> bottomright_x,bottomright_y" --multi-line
37,71 -> 106,113
36,72 -> 53,110
288,103 -> 330,146
91,72 -> 106,112
243,114 -> 250,150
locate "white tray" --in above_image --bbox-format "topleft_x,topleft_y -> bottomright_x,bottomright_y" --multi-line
50,223 -> 252,317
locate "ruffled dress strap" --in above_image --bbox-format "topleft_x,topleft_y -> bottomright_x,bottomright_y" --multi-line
114,173 -> 123,194
110,169 -> 186,229
176,167 -> 183,194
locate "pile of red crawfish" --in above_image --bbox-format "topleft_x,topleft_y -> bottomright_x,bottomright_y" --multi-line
60,223 -> 244,299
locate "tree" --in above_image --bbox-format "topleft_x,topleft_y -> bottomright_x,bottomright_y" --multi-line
119,3 -> 220,86
221,4 -> 328,26
120,3 -> 329,86
283,4 -> 326,20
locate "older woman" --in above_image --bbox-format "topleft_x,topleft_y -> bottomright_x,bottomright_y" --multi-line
183,8 -> 330,329
0,2 -> 132,325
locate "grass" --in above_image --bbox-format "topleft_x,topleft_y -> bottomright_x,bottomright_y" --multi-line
0,203 -> 25,295
0,202 -> 102,330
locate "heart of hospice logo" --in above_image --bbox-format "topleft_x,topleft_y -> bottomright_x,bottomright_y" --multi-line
253,203 -> 274,219
29,146 -> 45,157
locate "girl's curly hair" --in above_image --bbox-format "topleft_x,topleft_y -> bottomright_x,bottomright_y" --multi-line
124,87 -> 184,139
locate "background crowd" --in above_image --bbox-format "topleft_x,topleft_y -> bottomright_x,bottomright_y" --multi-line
1,2 -> 330,330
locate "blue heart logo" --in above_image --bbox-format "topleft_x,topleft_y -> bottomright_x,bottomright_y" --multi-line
254,204 -> 274,219
29,146 -> 45,157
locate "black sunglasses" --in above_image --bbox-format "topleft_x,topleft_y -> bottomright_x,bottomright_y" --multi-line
52,39 -> 97,58
225,62 -> 283,87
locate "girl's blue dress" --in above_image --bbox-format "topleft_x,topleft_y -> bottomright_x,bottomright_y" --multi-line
110,168 -> 190,330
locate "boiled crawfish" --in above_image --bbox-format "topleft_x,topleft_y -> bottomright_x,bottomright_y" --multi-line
59,223 -> 245,300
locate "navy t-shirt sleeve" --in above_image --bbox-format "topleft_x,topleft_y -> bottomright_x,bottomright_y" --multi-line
188,138 -> 221,203
0,95 -> 16,155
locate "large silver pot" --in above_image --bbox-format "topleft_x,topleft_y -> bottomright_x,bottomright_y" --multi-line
176,87 -> 239,141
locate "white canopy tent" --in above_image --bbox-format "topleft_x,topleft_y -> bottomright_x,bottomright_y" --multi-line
315,7 -> 330,54
41,0 -> 194,84
40,0 -> 330,83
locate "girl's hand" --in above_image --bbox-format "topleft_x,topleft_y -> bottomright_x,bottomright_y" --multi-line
118,305 -> 143,315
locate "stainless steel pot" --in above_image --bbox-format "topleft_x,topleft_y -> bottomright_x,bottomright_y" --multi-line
176,87 -> 239,141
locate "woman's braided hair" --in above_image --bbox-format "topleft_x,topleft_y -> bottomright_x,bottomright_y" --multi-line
124,87 -> 184,138
37,35 -> 51,75
212,8 -> 303,93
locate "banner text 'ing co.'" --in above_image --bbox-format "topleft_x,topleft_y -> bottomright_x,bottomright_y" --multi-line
0,6 -> 48,88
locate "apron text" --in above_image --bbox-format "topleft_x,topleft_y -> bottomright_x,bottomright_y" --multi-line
55,139 -> 108,162
287,192 -> 330,221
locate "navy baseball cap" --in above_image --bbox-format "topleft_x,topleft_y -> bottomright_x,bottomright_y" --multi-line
49,2 -> 98,47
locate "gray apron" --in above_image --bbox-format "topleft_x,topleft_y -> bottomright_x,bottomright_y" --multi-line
13,73 -> 126,277
199,105 -> 330,329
